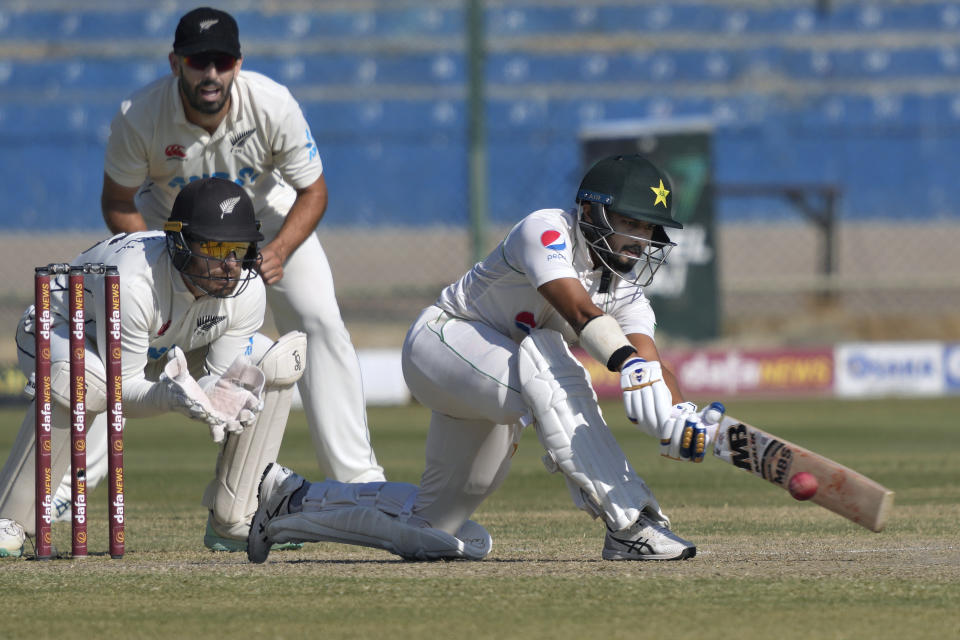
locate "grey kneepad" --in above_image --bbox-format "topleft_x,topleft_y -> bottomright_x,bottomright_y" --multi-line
257,331 -> 307,387
50,360 -> 107,414
267,481 -> 491,561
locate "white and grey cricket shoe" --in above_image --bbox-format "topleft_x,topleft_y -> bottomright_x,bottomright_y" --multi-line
247,463 -> 306,564
602,513 -> 696,561
0,518 -> 26,558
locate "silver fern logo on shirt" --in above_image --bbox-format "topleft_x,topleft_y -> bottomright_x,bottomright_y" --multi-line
195,315 -> 226,335
230,127 -> 257,153
219,196 -> 241,219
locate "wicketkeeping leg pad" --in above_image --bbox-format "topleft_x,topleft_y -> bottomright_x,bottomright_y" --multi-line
203,332 -> 308,538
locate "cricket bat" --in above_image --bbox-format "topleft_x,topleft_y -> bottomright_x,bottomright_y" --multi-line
711,414 -> 895,532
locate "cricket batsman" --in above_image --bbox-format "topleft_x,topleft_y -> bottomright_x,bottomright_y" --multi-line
244,155 -> 725,563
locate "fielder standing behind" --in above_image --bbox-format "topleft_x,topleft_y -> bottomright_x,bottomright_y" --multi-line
98,7 -> 384,549
0,178 -> 308,558
245,155 -> 725,563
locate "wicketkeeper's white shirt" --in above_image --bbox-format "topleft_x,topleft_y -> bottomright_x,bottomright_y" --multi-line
50,231 -> 266,409
104,71 -> 324,237
435,208 -> 657,345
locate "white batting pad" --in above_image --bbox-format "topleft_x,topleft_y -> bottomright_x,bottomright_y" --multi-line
518,329 -> 662,531
202,332 -> 307,538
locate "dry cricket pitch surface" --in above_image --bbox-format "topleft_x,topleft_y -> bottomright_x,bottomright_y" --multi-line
1,398 -> 957,639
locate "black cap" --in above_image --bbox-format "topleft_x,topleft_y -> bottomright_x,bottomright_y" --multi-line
173,7 -> 241,58
168,178 -> 263,242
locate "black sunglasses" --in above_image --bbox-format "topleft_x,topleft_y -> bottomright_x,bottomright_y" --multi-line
183,52 -> 237,72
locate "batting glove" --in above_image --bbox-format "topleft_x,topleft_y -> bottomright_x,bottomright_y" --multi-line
660,401 -> 726,463
620,358 -> 674,438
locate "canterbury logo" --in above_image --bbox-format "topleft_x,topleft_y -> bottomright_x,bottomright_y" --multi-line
220,196 -> 241,218
199,19 -> 219,31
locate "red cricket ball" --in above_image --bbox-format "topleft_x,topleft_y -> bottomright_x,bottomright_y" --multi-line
788,471 -> 819,501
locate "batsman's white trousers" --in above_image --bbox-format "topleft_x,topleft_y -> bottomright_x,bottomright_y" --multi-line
264,232 -> 383,483
401,306 -> 525,535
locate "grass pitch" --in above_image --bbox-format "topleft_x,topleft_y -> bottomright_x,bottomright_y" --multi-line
1,397 -> 958,639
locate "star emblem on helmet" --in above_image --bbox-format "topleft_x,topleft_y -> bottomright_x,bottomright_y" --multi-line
650,179 -> 670,208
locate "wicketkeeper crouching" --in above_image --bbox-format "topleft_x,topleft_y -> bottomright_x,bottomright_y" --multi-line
0,178 -> 307,557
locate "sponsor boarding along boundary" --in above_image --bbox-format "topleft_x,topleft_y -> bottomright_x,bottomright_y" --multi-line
2,342 -> 959,405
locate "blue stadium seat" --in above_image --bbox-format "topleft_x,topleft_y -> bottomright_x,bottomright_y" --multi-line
303,99 -> 463,138
246,52 -> 464,89
2,2 -> 960,229
0,10 -> 174,41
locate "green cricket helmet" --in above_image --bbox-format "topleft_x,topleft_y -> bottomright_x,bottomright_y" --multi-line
576,154 -> 679,287
577,154 -> 682,229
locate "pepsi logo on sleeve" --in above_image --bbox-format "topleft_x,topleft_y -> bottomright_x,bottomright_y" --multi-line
540,229 -> 568,262
540,230 -> 566,251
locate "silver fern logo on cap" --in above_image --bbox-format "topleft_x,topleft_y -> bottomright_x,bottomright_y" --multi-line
219,196 -> 241,219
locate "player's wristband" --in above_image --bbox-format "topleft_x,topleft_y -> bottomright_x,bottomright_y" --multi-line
579,315 -> 636,372
607,345 -> 638,372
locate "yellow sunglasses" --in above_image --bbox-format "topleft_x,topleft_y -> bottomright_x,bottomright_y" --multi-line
198,240 -> 251,261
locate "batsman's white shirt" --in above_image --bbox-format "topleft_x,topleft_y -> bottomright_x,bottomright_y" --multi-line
59,231 -> 265,411
104,71 -> 322,237
403,208 -> 656,534
436,208 -> 656,343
